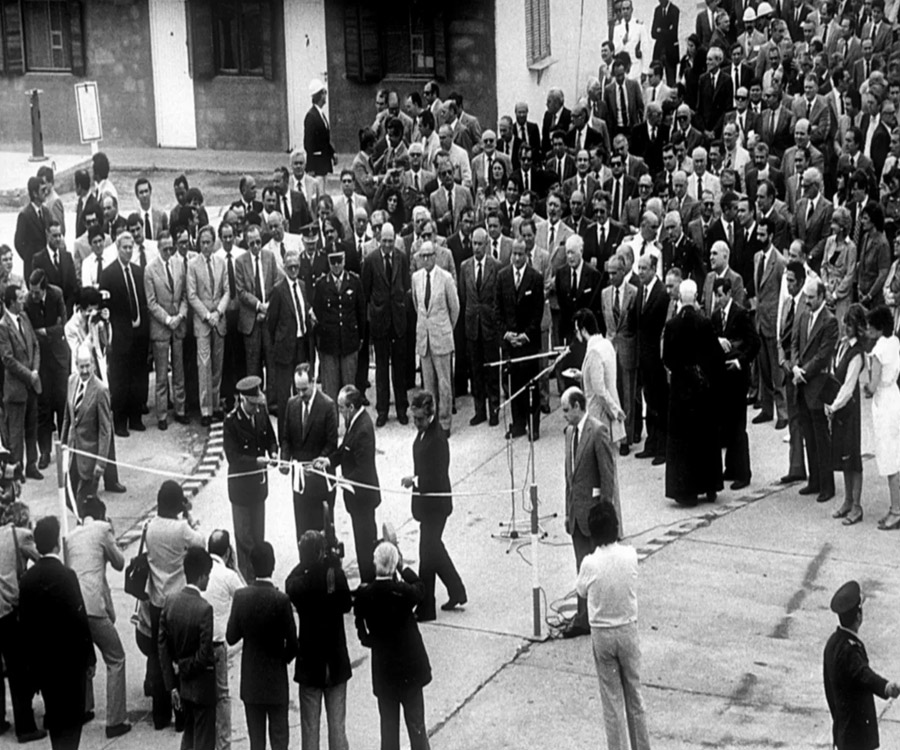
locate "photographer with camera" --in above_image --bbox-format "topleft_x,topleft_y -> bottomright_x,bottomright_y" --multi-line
285,530 -> 352,750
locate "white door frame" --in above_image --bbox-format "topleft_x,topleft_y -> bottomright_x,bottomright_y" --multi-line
284,0 -> 328,152
148,0 -> 198,148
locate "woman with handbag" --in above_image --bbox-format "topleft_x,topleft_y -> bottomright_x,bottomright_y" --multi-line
863,306 -> 900,530
826,305 -> 867,525
144,481 -> 204,729
821,208 -> 857,329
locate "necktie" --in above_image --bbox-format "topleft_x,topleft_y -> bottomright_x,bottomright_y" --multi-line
226,253 -> 236,298
424,271 -> 432,309
549,224 -> 556,251
492,239 -> 499,260
16,317 -> 24,341
651,126 -> 656,142
144,212 -> 152,240
524,171 -> 530,191
52,250 -> 59,269
414,172 -> 420,191
572,426 -> 579,470
254,255 -> 263,300
165,259 -> 174,293
853,206 -> 863,247
96,256 -> 102,286
806,201 -> 814,225
808,312 -> 815,339
358,236 -> 364,257
476,261 -> 483,290
576,130 -> 582,151
447,189 -> 454,230
321,108 -> 329,128
756,255 -> 765,291
651,86 -> 657,102
668,174 -> 674,196
618,85 -> 627,127
785,297 -> 795,341
613,286 -> 621,324
806,99 -> 812,119
74,380 -> 86,414
280,242 -> 286,264
206,257 -> 214,292
282,195 -> 291,222
139,246 -> 147,269
614,181 -> 621,219
571,268 -> 577,293
301,399 -> 308,433
76,196 -> 84,232
599,224 -> 606,252
384,253 -> 392,281
125,265 -> 139,325
293,281 -> 306,336
727,222 -> 734,246
515,268 -> 522,289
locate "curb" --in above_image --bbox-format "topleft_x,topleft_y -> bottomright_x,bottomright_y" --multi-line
115,422 -> 225,548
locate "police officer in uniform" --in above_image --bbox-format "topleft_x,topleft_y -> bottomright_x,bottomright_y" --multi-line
223,375 -> 278,582
823,580 -> 900,750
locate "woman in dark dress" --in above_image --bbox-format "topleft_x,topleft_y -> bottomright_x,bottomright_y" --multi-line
827,304 -> 867,525
662,280 -> 726,505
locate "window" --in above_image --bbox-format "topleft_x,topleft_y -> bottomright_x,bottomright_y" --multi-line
383,6 -> 437,77
213,0 -> 264,76
525,0 -> 551,65
0,0 -> 85,75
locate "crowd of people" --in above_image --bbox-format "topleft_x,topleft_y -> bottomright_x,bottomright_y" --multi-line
3,0 -> 900,746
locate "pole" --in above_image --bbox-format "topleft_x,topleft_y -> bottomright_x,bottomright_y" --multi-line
531,482 -> 541,638
55,437 -> 69,539
26,89 -> 48,162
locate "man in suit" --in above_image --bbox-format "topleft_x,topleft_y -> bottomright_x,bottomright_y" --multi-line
412,242 -> 460,435
231,175 -> 263,218
216,221 -> 247,411
0,284 -> 41,480
100,232 -> 149,436
37,165 -> 64,236
332,170 -> 368,240
622,175 -> 655,233
66,497 -> 130,739
19,516 -> 96,750
495,241 -> 544,439
566,105 -> 607,162
304,80 -> 335,182
545,130 -> 578,187
556,235 -> 601,353
430,161 -> 474,238
541,88 -> 572,157
512,103 -> 542,170
712,277 -> 760,490
24,269 -> 69,471
559,386 -> 617,638
227,542 -> 297,750
778,260 -> 810,482
792,167 -> 833,272
652,0 -> 680,84
159,547 -> 217,750
604,57 -> 644,139
634,254 -> 669,463
584,192 -> 626,273
224,376 -> 278,582
629,103 -> 669,176
697,47 -> 734,137
34,221 -> 78,315
603,154 -> 638,224
460,229 -> 501,426
861,0 -> 892,54
99,194 -> 127,243
702,240 -> 747,314
14,177 -> 51,283
792,74 -> 835,151
61,344 -> 112,514
134,177 -> 168,241
759,86 -> 796,161
696,0 -> 721,47
280,364 -> 338,543
290,150 -> 323,212
791,278 -> 838,502
145,231 -> 188,429
564,151 -> 601,216
471,130 -> 513,197
661,210 -> 705,283
861,96 -> 893,179
745,142 -> 786,204
400,390 -> 467,621
485,214 -> 513,265
188,226 -> 230,427
824,580 -> 900,750
236,226 -> 282,406
601,254 -> 638,454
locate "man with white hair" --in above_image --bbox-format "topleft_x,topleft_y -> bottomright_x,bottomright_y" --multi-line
556,235 -> 602,354
403,141 -> 437,201
471,129 -> 512,196
686,147 -> 722,203
721,122 -> 751,173
630,101 -> 669,174
698,47 -> 734,137
702,240 -> 746,315
628,212 -> 663,278
436,124 -> 472,186
541,87 -> 572,154
661,210 -> 705,283
792,167 -> 833,272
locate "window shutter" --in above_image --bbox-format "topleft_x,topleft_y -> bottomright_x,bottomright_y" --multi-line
344,3 -> 361,81
261,0 -> 274,81
433,9 -> 447,81
189,0 -> 215,80
538,0 -> 550,60
2,0 -> 25,75
358,5 -> 382,82
68,0 -> 86,76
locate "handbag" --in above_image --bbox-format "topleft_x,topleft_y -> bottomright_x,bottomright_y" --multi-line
820,373 -> 842,405
124,523 -> 150,601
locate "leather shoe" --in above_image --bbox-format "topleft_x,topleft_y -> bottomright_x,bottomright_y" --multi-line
751,412 -> 773,424
397,413 -> 409,425
105,723 -> 132,739
651,456 -> 665,465
82,711 -> 95,725
489,412 -> 499,427
469,414 -> 487,426
105,482 -> 127,493
129,421 -> 146,432
25,465 -> 43,481
816,492 -> 835,503
704,491 -> 718,503
158,419 -> 168,431
560,622 -> 590,639
212,410 -> 224,421
17,729 -> 48,743
798,485 -> 820,495
416,611 -> 436,623
376,414 -> 388,427
173,414 -> 189,425
634,449 -> 654,459
37,453 -> 50,470
730,479 -> 750,490
115,427 -> 130,438
619,443 -> 630,456
440,595 -> 467,611
780,474 -> 805,484
200,416 -> 212,427
775,418 -> 788,430
506,427 -> 526,439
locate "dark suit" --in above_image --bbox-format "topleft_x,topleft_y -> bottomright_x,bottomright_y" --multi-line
99,260 -> 149,431
697,71 -> 734,136
223,405 -> 278,581
313,272 -> 365,403
33,249 -> 78,315
555,262 -> 601,348
583,220 -> 626,276
603,176 -> 638,224
636,278 -> 669,458
20,555 -> 95,748
227,581 -> 298,750
495,264 -> 544,436
511,121 -> 542,169
362,249 -> 410,418
0,309 -> 41,470
662,234 -> 706,284
629,122 -> 670,175
447,233 -> 474,395
24,284 -> 70,461
411,417 -> 465,620
603,79 -> 644,137
545,153 -> 577,186
792,197 -> 834,272
159,587 -> 217,750
791,304 -> 839,497
460,255 -> 501,420
266,277 -> 311,437
281,390 -> 338,543
652,1 -> 680,83
14,203 -> 51,282
823,626 -> 890,750
541,107 -> 572,155
744,167 -> 786,205
303,106 -> 335,176
712,302 -> 760,485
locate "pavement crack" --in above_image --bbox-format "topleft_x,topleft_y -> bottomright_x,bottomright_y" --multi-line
769,542 -> 831,639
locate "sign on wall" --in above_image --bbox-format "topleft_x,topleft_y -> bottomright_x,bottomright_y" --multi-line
74,81 -> 103,144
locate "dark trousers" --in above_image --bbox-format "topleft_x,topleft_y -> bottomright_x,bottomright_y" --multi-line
108,336 -> 149,429
798,393 -> 834,494
5,393 -> 38,468
245,703 -> 289,750
244,326 -> 274,402
148,604 -> 173,729
377,686 -> 429,750
0,610 -> 38,737
292,487 -> 335,545
221,310 -> 246,410
37,365 -> 67,457
232,502 -> 266,582
273,336 -> 310,438
348,504 -> 378,583
722,382 -> 752,484
785,377 -> 807,478
507,359 -> 540,436
405,306 -> 418,386
356,324 -> 371,395
453,320 -> 469,396
373,334 -> 408,417
467,334 -> 500,418
182,699 -> 215,750
641,363 -> 668,458
417,513 -> 465,619
48,724 -> 82,750
572,525 -> 593,629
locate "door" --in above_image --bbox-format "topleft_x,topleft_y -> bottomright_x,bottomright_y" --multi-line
284,0 -> 328,151
148,0 -> 198,148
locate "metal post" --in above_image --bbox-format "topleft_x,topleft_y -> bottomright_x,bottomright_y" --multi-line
530,482 -> 541,638
26,89 -> 48,162
55,437 -> 69,539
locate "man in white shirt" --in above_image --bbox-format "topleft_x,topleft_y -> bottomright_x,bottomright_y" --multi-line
81,226 -> 117,289
436,124 -> 473,187
613,0 -> 651,80
627,212 -> 663,278
722,122 -> 751,174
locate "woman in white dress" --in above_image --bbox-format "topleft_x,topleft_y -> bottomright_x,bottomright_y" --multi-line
863,306 -> 900,530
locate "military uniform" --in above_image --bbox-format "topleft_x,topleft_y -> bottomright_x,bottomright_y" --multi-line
313,263 -> 366,402
823,581 -> 892,750
223,376 -> 278,582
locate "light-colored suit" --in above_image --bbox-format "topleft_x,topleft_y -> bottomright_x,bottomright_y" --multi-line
188,253 -> 230,416
60,372 -> 110,509
487,235 -> 513,266
753,247 -> 787,421
702,268 -> 746,316
471,152 -> 513,196
332,193 -> 369,238
0,310 -> 40,469
144,254 -> 188,421
536,221 -> 574,320
601,282 -> 638,443
429,184 -> 474,237
411,266 -> 459,430
235,249 -> 282,396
